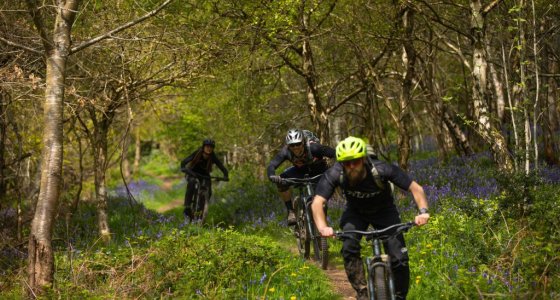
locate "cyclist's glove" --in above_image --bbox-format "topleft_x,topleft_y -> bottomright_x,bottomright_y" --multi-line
269,175 -> 285,185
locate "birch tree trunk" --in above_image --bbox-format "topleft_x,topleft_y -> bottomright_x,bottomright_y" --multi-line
92,121 -> 112,242
26,0 -> 79,293
300,0 -> 329,141
487,45 -> 506,123
397,3 -> 416,170
133,126 -> 141,177
470,0 -> 513,172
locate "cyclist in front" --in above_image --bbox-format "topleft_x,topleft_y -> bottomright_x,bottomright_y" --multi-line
311,136 -> 430,300
267,129 -> 335,225
180,138 -> 229,220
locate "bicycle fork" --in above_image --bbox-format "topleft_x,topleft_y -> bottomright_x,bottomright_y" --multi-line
367,239 -> 396,300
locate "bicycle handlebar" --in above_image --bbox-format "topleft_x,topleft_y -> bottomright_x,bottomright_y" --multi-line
182,169 -> 228,181
335,222 -> 416,240
282,174 -> 323,185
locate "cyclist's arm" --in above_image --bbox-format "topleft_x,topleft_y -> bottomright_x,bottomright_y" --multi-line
266,148 -> 288,177
312,167 -> 339,237
311,195 -> 333,237
180,150 -> 198,172
409,181 -> 430,226
211,153 -> 229,178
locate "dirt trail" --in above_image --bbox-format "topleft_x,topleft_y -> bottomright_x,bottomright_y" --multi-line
323,264 -> 357,299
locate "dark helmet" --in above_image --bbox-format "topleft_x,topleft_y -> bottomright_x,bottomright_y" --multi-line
202,138 -> 215,147
285,129 -> 304,145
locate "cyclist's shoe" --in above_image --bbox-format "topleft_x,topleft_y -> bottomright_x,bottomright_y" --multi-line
287,210 -> 296,226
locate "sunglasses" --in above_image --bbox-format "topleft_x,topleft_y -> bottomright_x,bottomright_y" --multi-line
289,142 -> 303,148
341,158 -> 363,167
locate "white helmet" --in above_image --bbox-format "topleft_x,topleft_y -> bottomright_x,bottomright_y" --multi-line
285,129 -> 304,145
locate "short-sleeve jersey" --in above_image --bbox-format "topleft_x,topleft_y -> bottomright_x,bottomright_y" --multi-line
267,143 -> 335,177
315,160 -> 413,213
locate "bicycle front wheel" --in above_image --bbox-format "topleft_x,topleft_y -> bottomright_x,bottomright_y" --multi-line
311,235 -> 328,269
369,262 -> 389,300
293,197 -> 310,258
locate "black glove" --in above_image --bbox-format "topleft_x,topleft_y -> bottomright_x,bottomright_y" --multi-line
269,175 -> 285,185
223,176 -> 229,182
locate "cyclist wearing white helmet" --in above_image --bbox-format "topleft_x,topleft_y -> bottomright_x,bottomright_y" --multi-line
311,136 -> 429,300
267,129 -> 335,225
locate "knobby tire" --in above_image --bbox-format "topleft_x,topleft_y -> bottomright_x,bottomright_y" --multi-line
320,237 -> 328,270
372,264 -> 389,300
294,197 -> 309,258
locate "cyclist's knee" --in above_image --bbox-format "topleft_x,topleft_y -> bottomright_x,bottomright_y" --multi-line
341,241 -> 361,260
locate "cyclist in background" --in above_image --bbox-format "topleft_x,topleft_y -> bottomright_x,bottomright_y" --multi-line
311,136 -> 430,300
180,139 -> 229,219
267,129 -> 335,225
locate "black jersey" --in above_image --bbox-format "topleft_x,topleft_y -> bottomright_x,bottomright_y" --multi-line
267,143 -> 335,177
315,160 -> 413,213
180,148 -> 228,177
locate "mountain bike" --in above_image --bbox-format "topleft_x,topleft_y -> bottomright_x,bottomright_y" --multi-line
336,222 -> 416,300
283,174 -> 329,269
184,171 -> 227,224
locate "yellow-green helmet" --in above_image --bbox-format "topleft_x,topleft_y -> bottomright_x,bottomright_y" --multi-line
336,136 -> 367,161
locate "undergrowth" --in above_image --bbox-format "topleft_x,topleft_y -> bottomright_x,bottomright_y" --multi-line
3,152 -> 560,299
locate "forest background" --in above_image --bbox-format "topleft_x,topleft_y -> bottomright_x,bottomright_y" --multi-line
1,0 -> 559,298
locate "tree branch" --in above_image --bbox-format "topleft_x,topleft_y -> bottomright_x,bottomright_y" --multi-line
0,36 -> 43,55
327,86 -> 366,114
70,0 -> 174,54
24,0 -> 52,51
482,0 -> 505,16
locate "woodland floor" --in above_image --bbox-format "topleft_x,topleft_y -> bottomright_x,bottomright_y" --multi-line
157,179 -> 356,299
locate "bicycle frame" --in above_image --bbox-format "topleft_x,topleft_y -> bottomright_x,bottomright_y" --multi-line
185,172 -> 226,223
283,174 -> 328,269
336,222 -> 415,300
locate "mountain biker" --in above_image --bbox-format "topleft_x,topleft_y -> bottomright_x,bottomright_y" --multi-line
268,129 -> 335,225
311,136 -> 430,300
180,138 -> 229,219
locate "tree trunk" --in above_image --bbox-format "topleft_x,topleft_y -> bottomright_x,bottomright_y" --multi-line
442,106 -> 474,156
300,0 -> 329,141
470,0 -> 513,172
91,116 -> 112,243
0,88 -> 6,201
397,3 -> 416,170
487,45 -> 506,123
543,46 -> 559,165
27,0 -> 79,293
133,126 -> 141,177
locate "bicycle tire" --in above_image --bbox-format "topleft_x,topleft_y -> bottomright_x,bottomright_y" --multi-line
200,188 -> 210,223
308,218 -> 328,269
192,190 -> 205,222
372,264 -> 389,300
293,197 -> 309,258
320,236 -> 328,269
301,210 -> 311,259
